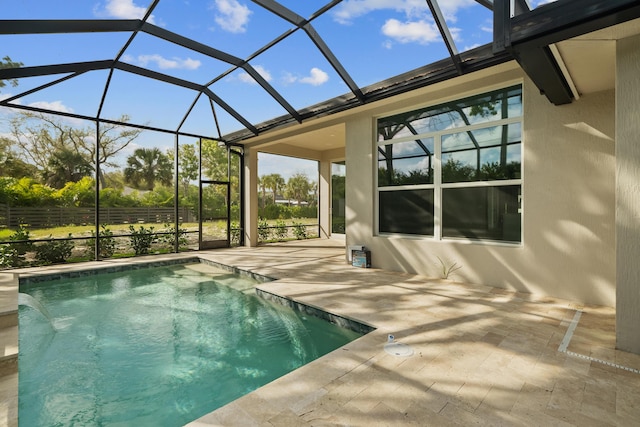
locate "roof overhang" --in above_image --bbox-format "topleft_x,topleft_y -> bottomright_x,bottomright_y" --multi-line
494,0 -> 640,105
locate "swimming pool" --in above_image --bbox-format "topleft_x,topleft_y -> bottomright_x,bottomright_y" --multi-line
19,262 -> 366,426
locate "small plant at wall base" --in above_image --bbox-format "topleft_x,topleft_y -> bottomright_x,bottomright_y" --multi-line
436,256 -> 462,280
35,235 -> 75,264
128,225 -> 156,255
292,221 -> 307,240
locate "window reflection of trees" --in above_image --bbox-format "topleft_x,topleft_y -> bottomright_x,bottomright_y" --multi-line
378,138 -> 433,186
442,124 -> 521,182
377,86 -> 522,184
377,86 -> 522,141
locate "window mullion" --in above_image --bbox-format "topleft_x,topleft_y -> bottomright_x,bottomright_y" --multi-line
434,134 -> 442,240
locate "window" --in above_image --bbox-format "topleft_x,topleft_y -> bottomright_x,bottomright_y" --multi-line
379,189 -> 434,235
377,85 -> 522,243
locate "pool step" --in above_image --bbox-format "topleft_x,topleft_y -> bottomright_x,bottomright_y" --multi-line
0,316 -> 18,376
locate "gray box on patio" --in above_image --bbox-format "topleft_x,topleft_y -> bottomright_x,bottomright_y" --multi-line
352,250 -> 371,268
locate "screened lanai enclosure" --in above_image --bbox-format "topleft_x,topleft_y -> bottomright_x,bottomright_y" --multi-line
1,0 -> 638,265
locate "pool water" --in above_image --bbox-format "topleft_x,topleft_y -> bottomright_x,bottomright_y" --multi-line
19,264 -> 363,426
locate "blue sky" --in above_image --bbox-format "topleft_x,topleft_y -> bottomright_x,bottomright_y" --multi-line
1,0 -> 554,180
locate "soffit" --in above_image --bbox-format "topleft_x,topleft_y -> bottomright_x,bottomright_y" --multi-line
556,18 -> 640,95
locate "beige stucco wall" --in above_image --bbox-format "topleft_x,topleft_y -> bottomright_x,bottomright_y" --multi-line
616,33 -> 640,352
345,68 -> 616,307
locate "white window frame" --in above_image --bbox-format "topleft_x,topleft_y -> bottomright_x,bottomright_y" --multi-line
375,83 -> 523,245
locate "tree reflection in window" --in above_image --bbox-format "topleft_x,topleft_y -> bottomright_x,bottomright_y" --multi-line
377,85 -> 522,142
378,138 -> 434,186
442,123 -> 521,182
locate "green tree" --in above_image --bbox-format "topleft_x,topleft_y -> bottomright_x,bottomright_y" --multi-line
309,181 -> 318,207
200,139 -> 229,180
99,187 -> 140,207
262,173 -> 285,205
8,111 -> 142,188
168,143 -> 198,194
442,158 -> 476,182
286,173 -> 311,206
0,136 -> 38,178
140,185 -> 174,207
1,177 -> 57,206
200,139 -> 242,215
258,175 -> 267,208
124,148 -> 173,191
0,56 -> 22,91
42,148 -> 93,189
55,176 -> 95,207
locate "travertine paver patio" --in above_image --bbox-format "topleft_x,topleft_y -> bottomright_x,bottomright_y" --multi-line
190,240 -> 640,426
2,239 -> 640,426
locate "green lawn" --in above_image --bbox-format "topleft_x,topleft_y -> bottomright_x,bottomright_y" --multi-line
0,218 -> 318,241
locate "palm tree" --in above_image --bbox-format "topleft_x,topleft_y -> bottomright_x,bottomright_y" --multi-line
263,173 -> 285,205
42,148 -> 93,189
124,147 -> 173,191
286,173 -> 311,206
258,175 -> 267,208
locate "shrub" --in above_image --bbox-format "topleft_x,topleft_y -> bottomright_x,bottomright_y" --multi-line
230,221 -> 241,245
35,235 -> 74,264
290,205 -> 317,219
0,245 -> 21,268
260,203 -> 282,220
87,225 -> 116,259
128,225 -> 156,255
8,225 -> 33,255
292,221 -> 307,240
274,219 -> 288,241
258,218 -> 271,242
99,187 -> 141,207
159,222 -> 188,249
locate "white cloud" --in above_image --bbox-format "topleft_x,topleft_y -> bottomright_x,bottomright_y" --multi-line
299,68 -> 329,86
280,72 -> 296,86
24,101 -> 86,126
481,18 -> 492,33
28,100 -> 74,114
212,0 -> 252,33
382,19 -> 441,45
281,68 -> 329,86
333,0 -> 425,24
0,93 -> 17,102
133,54 -> 201,70
237,65 -> 272,85
95,0 -> 155,24
333,0 -> 475,25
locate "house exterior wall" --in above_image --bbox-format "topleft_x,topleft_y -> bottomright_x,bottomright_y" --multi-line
616,33 -> 640,352
345,68 -> 616,307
